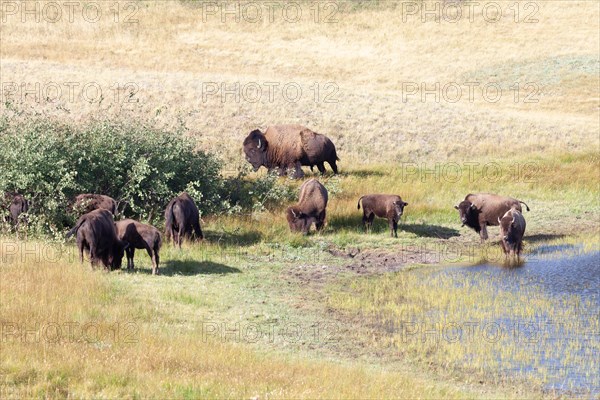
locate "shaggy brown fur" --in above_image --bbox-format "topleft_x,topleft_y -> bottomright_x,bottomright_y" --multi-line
286,179 -> 328,234
116,219 -> 162,275
499,207 -> 526,257
357,194 -> 408,238
454,193 -> 530,241
66,209 -> 128,270
164,192 -> 203,248
72,194 -> 117,216
243,125 -> 339,178
6,194 -> 29,237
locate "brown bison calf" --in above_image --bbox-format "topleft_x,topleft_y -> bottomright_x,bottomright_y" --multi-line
115,219 -> 162,275
164,192 -> 204,248
499,207 -> 526,257
454,193 -> 530,241
357,194 -> 408,238
72,194 -> 117,216
66,209 -> 128,270
286,179 -> 328,234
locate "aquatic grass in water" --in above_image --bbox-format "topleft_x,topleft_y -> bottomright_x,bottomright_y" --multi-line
328,251 -> 600,395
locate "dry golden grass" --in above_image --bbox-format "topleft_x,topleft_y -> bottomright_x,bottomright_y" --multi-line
1,241 -> 515,399
1,1 -> 598,165
1,1 -> 599,397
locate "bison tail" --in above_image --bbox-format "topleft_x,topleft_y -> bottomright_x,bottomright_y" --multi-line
66,217 -> 85,239
164,201 -> 175,240
519,201 -> 530,212
357,196 -> 364,210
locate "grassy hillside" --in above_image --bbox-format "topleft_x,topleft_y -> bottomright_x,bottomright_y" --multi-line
1,1 -> 599,398
1,1 -> 598,165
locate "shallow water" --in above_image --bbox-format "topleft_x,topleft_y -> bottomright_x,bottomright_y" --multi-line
440,250 -> 599,396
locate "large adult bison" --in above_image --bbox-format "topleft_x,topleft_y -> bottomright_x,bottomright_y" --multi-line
66,209 -> 128,270
72,194 -> 117,216
498,207 -> 526,257
454,193 -> 530,241
357,194 -> 408,238
243,125 -> 339,178
286,178 -> 328,234
115,219 -> 162,275
164,192 -> 203,248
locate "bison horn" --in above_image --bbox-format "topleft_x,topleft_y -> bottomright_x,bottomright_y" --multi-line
291,209 -> 297,218
257,139 -> 261,149
498,217 -> 502,224
511,216 -> 515,224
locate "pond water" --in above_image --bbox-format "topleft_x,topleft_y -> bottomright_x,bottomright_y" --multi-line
440,250 -> 599,396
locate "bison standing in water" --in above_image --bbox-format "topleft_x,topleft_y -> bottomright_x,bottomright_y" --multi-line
357,194 -> 408,238
72,194 -> 117,216
454,193 -> 530,241
66,209 -> 128,270
286,179 -> 328,234
499,207 -> 526,257
243,125 -> 339,178
164,192 -> 203,248
115,219 -> 162,275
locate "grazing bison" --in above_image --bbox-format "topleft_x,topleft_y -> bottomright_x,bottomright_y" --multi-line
66,209 -> 128,270
357,194 -> 408,238
454,193 -> 530,241
164,192 -> 204,248
6,194 -> 29,236
498,207 -> 526,257
72,194 -> 117,216
243,124 -> 339,178
115,219 -> 162,275
286,179 -> 328,234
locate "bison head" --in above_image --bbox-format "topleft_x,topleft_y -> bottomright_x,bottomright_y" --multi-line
243,129 -> 268,171
393,200 -> 408,218
286,206 -> 311,234
498,215 -> 516,243
109,240 -> 129,270
454,201 -> 479,228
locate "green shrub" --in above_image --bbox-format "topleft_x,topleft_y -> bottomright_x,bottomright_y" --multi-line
0,116 -> 223,234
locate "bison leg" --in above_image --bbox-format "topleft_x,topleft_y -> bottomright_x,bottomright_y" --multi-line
78,243 -> 85,265
317,163 -> 326,175
365,213 -> 375,233
292,162 -> 304,179
479,224 -> 488,241
193,221 -> 204,241
152,251 -> 160,275
328,159 -> 338,174
126,247 -> 135,270
177,226 -> 185,248
389,219 -> 398,238
315,210 -> 326,232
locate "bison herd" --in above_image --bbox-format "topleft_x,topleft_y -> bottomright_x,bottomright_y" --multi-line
3,124 -> 531,274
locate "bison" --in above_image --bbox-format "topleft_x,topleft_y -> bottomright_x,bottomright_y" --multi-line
243,124 -> 339,179
286,178 -> 328,234
6,194 -> 29,237
72,194 -> 117,216
115,219 -> 162,275
164,192 -> 204,248
498,207 -> 526,257
357,194 -> 408,238
454,193 -> 530,241
66,209 -> 128,270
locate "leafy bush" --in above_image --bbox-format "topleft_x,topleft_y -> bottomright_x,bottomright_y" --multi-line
219,166 -> 296,215
0,116 -> 223,233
